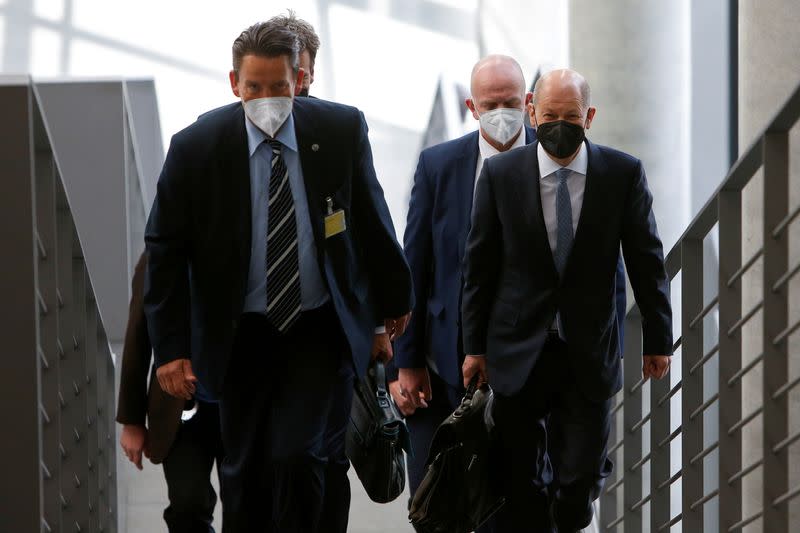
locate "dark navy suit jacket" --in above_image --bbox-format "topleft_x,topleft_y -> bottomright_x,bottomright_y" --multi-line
393,128 -> 627,388
144,98 -> 414,397
462,140 -> 672,401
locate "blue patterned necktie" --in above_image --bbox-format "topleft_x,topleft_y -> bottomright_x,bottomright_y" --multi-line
265,139 -> 302,332
553,168 -> 574,277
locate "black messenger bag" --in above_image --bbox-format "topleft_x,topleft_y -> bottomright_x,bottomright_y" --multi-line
346,360 -> 411,503
408,378 -> 504,532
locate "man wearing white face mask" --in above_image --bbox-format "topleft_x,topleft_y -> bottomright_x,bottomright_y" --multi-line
144,20 -> 414,533
388,56 -> 535,515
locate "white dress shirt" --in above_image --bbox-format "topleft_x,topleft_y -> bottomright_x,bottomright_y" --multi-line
475,128 -> 527,190
537,142 -> 588,254
538,142 -> 588,335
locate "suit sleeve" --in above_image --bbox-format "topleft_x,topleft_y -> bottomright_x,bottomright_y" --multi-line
620,161 -> 673,356
392,152 -> 434,370
144,135 -> 192,368
351,111 -> 414,320
615,253 -> 627,347
116,252 -> 153,425
461,162 -> 502,356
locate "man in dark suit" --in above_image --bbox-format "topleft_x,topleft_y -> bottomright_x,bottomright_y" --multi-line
117,253 -> 224,532
390,56 -> 627,503
144,21 -> 413,533
389,55 -> 536,498
462,69 -> 673,532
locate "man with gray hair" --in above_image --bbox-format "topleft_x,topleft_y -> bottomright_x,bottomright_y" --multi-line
390,58 -> 537,514
461,68 -> 673,531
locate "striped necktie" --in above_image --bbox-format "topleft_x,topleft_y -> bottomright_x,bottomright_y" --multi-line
265,139 -> 302,332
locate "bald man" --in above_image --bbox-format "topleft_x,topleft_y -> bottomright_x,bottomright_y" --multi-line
461,69 -> 673,531
388,56 -> 536,512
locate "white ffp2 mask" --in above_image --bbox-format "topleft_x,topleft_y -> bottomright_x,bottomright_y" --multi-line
478,107 -> 524,146
243,96 -> 293,137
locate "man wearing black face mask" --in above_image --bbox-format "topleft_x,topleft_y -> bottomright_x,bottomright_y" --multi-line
461,69 -> 673,532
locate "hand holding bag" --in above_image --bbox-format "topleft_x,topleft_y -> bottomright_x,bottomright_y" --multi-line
346,359 -> 412,503
408,378 -> 504,532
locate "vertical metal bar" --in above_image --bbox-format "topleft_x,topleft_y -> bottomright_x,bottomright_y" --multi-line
105,338 -> 119,533
36,147 -> 63,532
601,393 -> 620,527
718,188 -> 743,530
623,308 -> 644,530
96,333 -> 117,533
57,195 -> 90,529
96,335 -> 110,533
682,237 -> 704,531
86,299 -> 100,533
0,79 -> 43,533
650,357 -> 671,531
762,131 -> 789,531
56,177 -> 75,530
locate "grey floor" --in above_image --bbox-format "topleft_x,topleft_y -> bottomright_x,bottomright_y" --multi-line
117,457 -> 413,533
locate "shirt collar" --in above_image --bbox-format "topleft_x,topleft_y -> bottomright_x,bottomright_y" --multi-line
477,126 -> 527,161
244,107 -> 298,157
537,141 -> 588,179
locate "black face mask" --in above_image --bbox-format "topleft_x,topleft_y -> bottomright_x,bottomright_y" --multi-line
536,119 -> 585,158
298,87 -> 310,97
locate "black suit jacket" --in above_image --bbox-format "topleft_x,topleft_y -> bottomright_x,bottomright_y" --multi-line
462,140 -> 672,401
393,128 -> 629,387
144,98 -> 414,396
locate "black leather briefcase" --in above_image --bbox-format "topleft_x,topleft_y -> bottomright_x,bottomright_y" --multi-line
408,379 -> 504,532
346,360 -> 411,503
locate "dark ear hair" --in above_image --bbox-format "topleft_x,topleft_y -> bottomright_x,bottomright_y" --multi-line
232,22 -> 300,78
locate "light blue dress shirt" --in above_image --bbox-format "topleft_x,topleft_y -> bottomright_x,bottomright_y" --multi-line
243,113 -> 329,313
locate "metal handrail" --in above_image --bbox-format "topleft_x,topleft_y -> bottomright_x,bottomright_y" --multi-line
598,80 -> 800,531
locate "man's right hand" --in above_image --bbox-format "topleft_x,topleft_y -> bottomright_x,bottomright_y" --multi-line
120,424 -> 148,470
389,380 -> 417,416
156,358 -> 197,400
462,355 -> 488,388
390,367 -> 432,416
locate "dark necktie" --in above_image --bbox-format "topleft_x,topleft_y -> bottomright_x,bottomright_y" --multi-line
265,139 -> 302,332
553,168 -> 574,276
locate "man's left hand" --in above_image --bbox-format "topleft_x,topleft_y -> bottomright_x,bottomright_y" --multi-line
643,355 -> 671,380
384,312 -> 412,340
371,332 -> 393,362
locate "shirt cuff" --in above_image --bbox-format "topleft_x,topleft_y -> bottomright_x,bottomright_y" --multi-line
374,325 -> 387,334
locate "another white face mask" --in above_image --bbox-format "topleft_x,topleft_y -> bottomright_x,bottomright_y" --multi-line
478,107 -> 524,146
243,96 -> 293,138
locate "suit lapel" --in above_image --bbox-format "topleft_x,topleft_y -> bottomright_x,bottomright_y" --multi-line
290,103 -> 326,264
520,143 -> 559,281
456,132 -> 480,261
569,140 -> 606,268
227,105 -> 253,287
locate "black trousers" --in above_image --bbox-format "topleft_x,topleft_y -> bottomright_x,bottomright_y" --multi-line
162,400 -> 225,533
219,306 -> 354,533
490,336 -> 613,533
